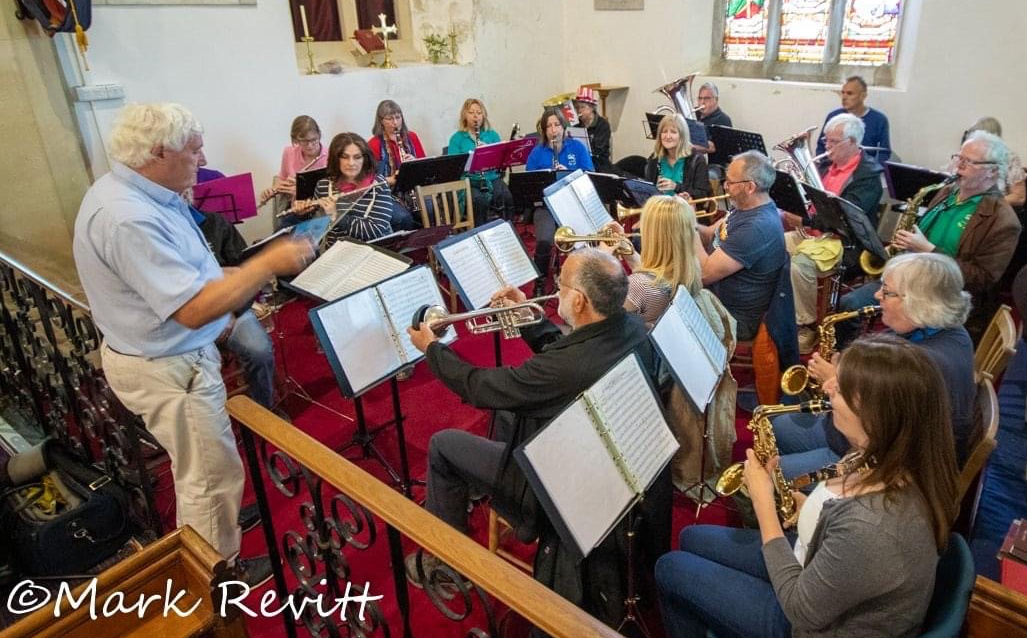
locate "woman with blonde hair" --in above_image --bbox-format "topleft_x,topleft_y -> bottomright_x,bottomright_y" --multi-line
645,114 -> 711,200
446,98 -> 514,225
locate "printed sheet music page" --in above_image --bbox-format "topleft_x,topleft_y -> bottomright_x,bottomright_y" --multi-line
477,223 -> 537,292
378,267 -> 455,363
290,241 -> 407,300
437,236 -> 500,310
315,288 -> 404,394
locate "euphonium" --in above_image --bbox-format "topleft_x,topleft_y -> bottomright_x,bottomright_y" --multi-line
412,294 -> 558,340
859,175 -> 957,277
715,399 -> 832,525
554,225 -> 639,256
655,72 -> 702,120
773,126 -> 827,192
780,305 -> 881,397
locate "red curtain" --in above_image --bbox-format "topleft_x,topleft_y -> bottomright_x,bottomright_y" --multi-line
356,0 -> 397,36
290,0 -> 342,42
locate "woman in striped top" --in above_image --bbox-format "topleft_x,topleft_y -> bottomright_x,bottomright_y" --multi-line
315,132 -> 396,247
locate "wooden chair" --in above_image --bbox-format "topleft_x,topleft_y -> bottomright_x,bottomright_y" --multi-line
953,374 -> 1000,537
974,304 -> 1020,382
414,179 -> 476,310
487,509 -> 532,573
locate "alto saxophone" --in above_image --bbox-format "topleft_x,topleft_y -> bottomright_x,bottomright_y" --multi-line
860,174 -> 958,277
780,305 -> 881,397
715,399 -> 832,525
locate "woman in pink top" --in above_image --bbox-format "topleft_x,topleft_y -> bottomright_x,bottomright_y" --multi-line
262,115 -> 328,229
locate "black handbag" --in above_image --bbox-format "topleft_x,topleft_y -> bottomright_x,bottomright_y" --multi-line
0,440 -> 134,577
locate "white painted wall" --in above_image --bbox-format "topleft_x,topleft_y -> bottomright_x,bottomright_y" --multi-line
75,0 -> 562,240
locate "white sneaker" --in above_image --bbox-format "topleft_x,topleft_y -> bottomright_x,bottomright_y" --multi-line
798,326 -> 818,355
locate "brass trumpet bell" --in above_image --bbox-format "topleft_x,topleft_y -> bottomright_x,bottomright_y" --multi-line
412,295 -> 558,340
554,226 -> 638,256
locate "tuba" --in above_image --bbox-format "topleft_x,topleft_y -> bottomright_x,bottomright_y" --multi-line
412,295 -> 558,340
780,306 -> 881,397
773,126 -> 828,192
655,72 -> 702,120
860,175 -> 957,277
715,399 -> 832,525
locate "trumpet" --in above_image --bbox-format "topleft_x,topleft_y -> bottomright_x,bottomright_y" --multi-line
412,294 -> 558,340
616,195 -> 727,223
554,226 -> 639,256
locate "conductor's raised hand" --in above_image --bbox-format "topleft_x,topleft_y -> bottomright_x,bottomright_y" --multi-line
490,285 -> 527,307
407,322 -> 439,353
257,237 -> 316,277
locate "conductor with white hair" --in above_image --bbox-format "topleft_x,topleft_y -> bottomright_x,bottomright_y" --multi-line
72,103 -> 313,583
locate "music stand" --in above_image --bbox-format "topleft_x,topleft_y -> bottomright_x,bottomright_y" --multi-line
622,178 -> 661,208
802,184 -> 888,263
295,168 -> 328,201
393,154 -> 469,193
884,161 -> 950,202
465,137 -> 538,173
769,170 -> 811,221
587,171 -> 630,209
192,173 -> 258,223
509,170 -> 557,208
708,125 -> 767,167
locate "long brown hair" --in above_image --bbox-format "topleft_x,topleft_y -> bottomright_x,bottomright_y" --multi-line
834,335 -> 959,550
326,132 -> 376,185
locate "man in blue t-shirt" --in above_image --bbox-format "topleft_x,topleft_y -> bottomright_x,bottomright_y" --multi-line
815,76 -> 891,164
696,151 -> 787,341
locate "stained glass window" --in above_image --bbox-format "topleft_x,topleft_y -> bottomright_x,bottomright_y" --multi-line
723,0 -> 768,61
840,0 -> 902,66
778,0 -> 830,63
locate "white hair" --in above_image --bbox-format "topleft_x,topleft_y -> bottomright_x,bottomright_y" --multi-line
964,130 -> 1009,191
109,103 -> 203,168
699,82 -> 719,98
825,112 -> 865,146
884,253 -> 971,329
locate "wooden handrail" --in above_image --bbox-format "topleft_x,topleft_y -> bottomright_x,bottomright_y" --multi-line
228,396 -> 624,638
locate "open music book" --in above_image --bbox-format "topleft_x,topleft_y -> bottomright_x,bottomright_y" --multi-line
515,354 -> 678,558
433,220 -> 539,309
542,169 -> 614,236
650,286 -> 728,412
286,238 -> 411,302
310,266 -> 456,397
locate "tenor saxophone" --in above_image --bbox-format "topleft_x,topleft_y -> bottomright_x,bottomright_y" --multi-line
715,399 -> 832,525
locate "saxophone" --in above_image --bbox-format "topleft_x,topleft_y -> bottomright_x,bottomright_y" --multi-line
780,305 -> 881,397
860,174 -> 958,277
715,399 -> 832,525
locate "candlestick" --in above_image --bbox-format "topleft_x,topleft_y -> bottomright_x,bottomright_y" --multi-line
301,36 -> 319,75
300,4 -> 310,39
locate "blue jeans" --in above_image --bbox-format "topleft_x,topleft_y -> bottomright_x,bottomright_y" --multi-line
772,413 -> 841,480
834,279 -> 881,348
656,525 -> 791,638
224,310 -> 274,408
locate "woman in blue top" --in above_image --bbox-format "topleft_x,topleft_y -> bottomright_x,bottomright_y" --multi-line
644,114 -> 711,201
446,98 -> 514,226
526,106 -> 595,289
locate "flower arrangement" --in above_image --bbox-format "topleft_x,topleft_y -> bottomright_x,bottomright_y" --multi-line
422,32 -> 448,64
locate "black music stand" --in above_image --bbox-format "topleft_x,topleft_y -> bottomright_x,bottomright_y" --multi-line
295,168 -> 328,200
884,161 -> 950,202
622,178 -> 661,208
509,170 -> 558,208
708,125 -> 767,167
393,154 -> 469,193
802,184 -> 888,263
769,170 -> 811,221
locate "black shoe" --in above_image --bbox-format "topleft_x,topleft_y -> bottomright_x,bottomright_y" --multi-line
235,555 -> 274,589
238,503 -> 261,533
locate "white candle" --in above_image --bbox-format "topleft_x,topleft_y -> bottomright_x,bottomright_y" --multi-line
300,4 -> 310,38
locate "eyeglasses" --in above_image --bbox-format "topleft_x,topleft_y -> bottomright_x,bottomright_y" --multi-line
824,136 -> 850,146
295,137 -> 321,146
723,179 -> 754,187
879,286 -> 903,300
382,114 -> 403,121
555,278 -> 586,298
697,96 -> 716,102
950,154 -> 996,167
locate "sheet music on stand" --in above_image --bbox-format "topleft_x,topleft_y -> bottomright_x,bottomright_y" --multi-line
542,169 -> 615,235
802,184 -> 888,262
769,170 -> 810,220
285,238 -> 411,302
514,354 -> 678,559
310,266 -> 457,397
393,153 -> 469,193
433,220 -> 539,310
650,286 -> 727,412
708,125 -> 767,167
884,161 -> 950,202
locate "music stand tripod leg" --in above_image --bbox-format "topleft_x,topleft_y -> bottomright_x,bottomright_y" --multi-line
616,509 -> 654,638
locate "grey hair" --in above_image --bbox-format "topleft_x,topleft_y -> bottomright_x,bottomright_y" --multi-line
733,150 -> 776,191
965,130 -> 1010,190
968,116 -> 1002,138
109,103 -> 203,168
825,112 -> 865,145
699,82 -> 719,98
884,253 -> 971,329
570,248 -> 628,318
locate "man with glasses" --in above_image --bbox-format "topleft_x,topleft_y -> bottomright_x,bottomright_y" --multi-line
836,131 -> 1020,343
697,82 -> 733,131
404,249 -> 666,626
815,76 -> 891,163
696,150 -> 787,342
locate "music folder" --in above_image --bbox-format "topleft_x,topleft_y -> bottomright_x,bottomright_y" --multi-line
542,169 -> 615,235
514,354 -> 678,559
802,184 -> 888,263
310,265 -> 456,397
284,237 -> 412,302
432,219 -> 539,310
883,161 -> 950,202
708,125 -> 767,167
465,138 -> 538,173
192,173 -> 258,223
393,153 -> 469,193
295,168 -> 328,201
650,286 -> 728,412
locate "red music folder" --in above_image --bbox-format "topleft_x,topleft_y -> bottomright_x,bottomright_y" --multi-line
464,137 -> 538,173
